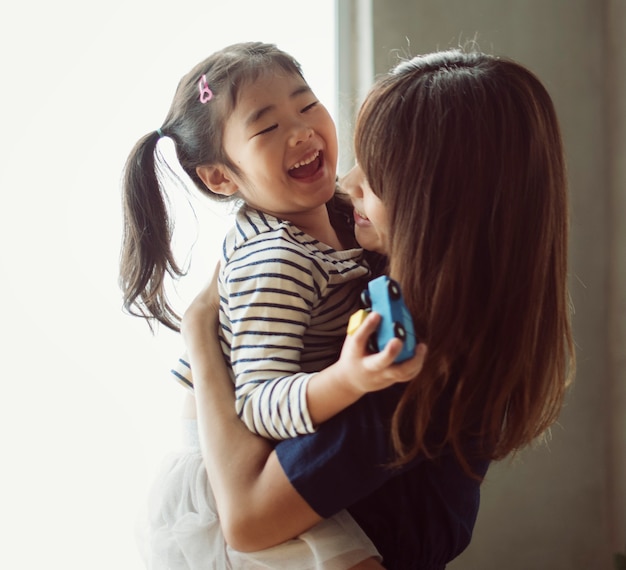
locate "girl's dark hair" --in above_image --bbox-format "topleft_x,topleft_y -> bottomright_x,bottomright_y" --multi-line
355,50 -> 575,474
119,42 -> 304,331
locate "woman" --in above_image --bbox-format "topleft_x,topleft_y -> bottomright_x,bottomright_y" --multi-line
182,49 -> 575,569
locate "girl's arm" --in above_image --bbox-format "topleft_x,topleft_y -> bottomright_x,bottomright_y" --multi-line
222,239 -> 426,436
305,312 -> 426,425
222,251 -> 425,438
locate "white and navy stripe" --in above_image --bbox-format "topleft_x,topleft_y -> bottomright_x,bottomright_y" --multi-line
173,205 -> 369,440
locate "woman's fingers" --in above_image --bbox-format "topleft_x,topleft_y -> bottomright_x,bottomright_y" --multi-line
182,262 -> 221,343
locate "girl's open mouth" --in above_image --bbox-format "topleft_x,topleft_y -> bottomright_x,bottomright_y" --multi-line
288,150 -> 323,180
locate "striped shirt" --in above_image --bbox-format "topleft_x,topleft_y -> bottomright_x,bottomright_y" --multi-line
173,203 -> 370,440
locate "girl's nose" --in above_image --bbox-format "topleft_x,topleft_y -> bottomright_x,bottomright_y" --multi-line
288,123 -> 314,146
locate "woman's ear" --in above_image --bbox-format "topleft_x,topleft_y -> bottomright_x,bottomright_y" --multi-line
196,165 -> 238,196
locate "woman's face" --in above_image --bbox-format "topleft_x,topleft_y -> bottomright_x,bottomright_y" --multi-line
341,164 -> 389,254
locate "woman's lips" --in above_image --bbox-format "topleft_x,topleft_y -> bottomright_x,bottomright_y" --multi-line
353,208 -> 370,226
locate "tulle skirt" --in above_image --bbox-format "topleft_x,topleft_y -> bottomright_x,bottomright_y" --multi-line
136,420 -> 380,569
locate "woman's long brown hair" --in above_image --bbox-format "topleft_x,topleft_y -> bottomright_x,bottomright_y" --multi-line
355,50 -> 575,474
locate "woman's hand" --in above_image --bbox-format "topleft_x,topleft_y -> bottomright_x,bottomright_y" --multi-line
181,262 -> 221,364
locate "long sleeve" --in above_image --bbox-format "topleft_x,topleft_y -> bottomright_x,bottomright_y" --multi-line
222,248 -> 318,440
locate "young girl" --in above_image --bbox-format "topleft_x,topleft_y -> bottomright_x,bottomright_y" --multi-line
181,49 -> 576,569
120,42 -> 423,569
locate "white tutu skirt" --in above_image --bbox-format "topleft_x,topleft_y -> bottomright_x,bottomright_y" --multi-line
137,420 -> 380,569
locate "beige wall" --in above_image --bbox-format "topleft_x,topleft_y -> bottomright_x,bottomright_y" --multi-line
338,0 -> 626,567
607,0 -> 626,561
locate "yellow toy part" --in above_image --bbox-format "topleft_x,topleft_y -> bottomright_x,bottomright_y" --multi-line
347,309 -> 369,335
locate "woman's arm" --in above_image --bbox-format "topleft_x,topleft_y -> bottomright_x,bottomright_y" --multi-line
182,276 -> 323,552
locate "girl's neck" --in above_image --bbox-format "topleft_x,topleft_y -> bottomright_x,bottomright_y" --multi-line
281,204 -> 344,251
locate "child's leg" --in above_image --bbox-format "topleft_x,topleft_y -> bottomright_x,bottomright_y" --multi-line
146,418 -> 381,569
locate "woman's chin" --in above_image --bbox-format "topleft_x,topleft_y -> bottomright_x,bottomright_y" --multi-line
355,227 -> 385,254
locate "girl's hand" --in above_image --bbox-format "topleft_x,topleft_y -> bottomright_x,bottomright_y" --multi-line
337,311 -> 427,394
305,311 -> 426,426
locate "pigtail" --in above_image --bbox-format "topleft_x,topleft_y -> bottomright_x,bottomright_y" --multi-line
119,43 -> 307,332
119,131 -> 184,332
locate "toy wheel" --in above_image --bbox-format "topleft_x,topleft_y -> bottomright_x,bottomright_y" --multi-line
393,322 -> 406,340
388,279 -> 402,300
367,335 -> 379,354
361,289 -> 372,309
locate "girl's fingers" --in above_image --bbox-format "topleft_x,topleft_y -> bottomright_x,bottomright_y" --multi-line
349,311 -> 381,338
376,337 -> 403,362
363,337 -> 404,371
393,343 -> 428,377
345,309 -> 428,383
368,341 -> 428,379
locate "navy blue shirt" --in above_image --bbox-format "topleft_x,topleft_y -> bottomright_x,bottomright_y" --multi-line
275,384 -> 490,569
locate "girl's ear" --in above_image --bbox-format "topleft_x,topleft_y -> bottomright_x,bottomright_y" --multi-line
196,165 -> 238,196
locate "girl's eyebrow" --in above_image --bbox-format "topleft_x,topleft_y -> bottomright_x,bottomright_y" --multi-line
244,84 -> 313,128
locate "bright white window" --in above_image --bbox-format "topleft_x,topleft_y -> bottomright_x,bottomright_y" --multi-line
1,2 -> 336,567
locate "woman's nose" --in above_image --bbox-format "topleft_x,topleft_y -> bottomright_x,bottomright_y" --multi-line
340,165 -> 364,197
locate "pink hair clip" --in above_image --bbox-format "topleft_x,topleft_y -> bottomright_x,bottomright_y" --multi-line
198,74 -> 213,103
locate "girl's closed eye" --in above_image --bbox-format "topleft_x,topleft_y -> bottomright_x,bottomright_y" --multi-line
254,124 -> 278,137
253,101 -> 319,137
301,101 -> 318,113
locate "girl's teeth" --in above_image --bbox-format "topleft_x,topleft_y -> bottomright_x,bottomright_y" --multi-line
291,150 -> 319,170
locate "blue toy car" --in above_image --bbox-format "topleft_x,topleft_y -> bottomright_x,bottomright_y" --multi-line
358,276 -> 417,363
